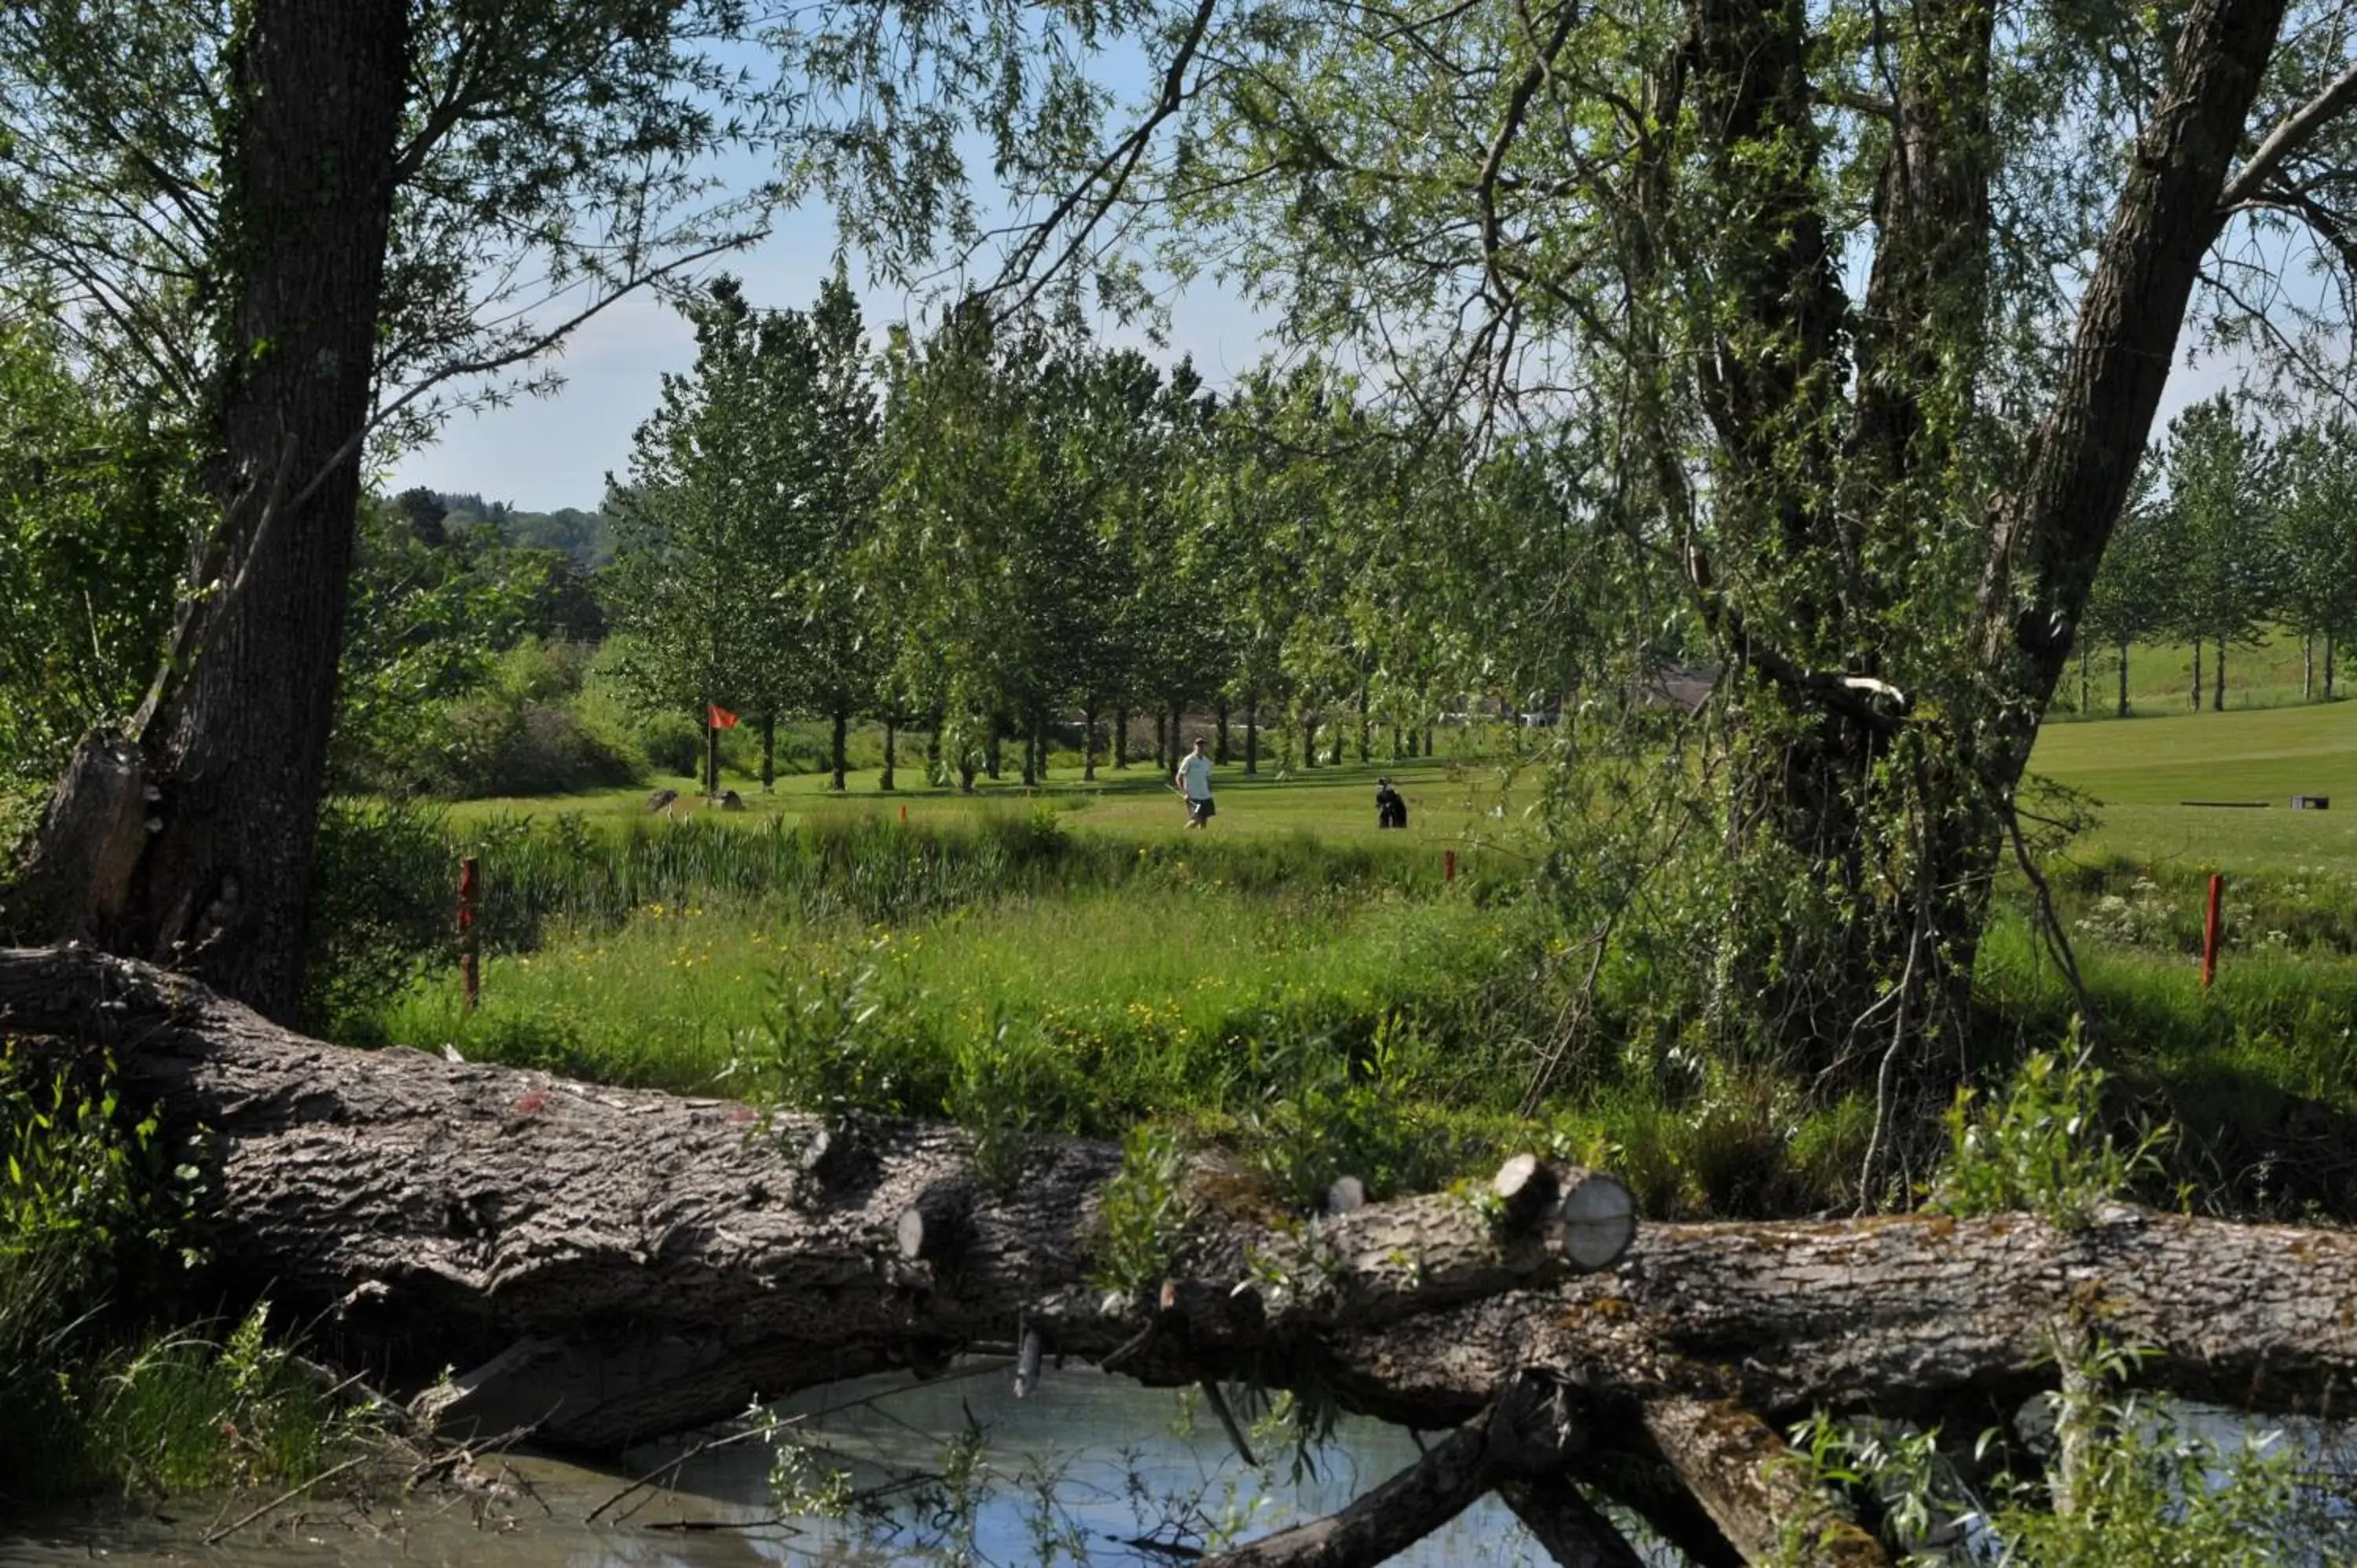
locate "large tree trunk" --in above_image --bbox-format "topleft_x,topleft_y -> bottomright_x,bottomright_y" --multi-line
2213,639 -> 2227,711
8,947 -> 2355,1566
10,1 -> 412,1024
830,705 -> 850,791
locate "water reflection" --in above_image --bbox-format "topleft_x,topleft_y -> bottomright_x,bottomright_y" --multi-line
0,1362 -> 1567,1566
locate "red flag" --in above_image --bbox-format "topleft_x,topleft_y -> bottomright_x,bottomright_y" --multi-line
707,704 -> 739,730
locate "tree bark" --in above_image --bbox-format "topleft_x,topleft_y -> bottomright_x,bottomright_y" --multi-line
2213,639 -> 2227,712
1245,693 -> 1259,775
881,717 -> 896,792
1083,703 -> 1099,782
761,713 -> 776,792
2117,643 -> 2132,717
1116,705 -> 1130,768
8,943 -> 2355,1548
2304,635 -> 2315,701
830,705 -> 849,791
2191,636 -> 2204,710
11,0 -> 413,1024
1497,1475 -> 1651,1568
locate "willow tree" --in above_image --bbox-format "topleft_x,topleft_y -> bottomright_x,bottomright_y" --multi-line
818,0 -> 2357,1126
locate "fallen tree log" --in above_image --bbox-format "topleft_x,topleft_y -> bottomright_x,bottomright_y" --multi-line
6,945 -> 2356,1565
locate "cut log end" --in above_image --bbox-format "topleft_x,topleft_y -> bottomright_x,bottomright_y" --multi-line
1557,1170 -> 1638,1273
1492,1153 -> 1560,1233
896,1181 -> 973,1265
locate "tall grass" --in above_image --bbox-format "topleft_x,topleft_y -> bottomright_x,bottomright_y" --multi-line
340,797 -> 2357,1224
458,807 -> 1466,951
1,1049 -> 362,1505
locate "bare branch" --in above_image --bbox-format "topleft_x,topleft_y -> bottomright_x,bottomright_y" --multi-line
2214,57 -> 2357,217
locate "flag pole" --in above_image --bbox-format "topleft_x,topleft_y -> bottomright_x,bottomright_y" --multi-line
705,696 -> 719,800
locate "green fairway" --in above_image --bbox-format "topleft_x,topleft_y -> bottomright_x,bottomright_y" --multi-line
2029,699 -> 2357,872
2050,632 -> 2341,716
443,753 -> 1542,850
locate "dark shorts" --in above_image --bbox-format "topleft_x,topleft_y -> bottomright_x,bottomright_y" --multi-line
1186,795 -> 1216,822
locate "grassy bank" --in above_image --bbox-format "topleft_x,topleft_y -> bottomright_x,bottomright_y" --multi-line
325,702 -> 2357,1224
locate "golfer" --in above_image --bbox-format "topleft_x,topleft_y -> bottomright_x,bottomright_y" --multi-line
1175,735 -> 1216,829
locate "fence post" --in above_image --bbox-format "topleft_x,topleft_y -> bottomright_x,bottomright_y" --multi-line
459,855 -> 480,1013
1444,849 -> 1457,885
2200,873 -> 2223,989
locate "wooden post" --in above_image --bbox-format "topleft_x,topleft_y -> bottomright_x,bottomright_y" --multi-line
1444,849 -> 1457,885
457,855 -> 480,1013
2201,873 -> 2223,988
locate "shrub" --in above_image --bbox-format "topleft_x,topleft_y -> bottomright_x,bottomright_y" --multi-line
635,710 -> 705,779
304,797 -> 456,1038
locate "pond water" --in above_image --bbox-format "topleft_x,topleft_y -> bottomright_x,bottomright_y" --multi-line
0,1362 -> 1607,1566
13,1366 -> 2346,1566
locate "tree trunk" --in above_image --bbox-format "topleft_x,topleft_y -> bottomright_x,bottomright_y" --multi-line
11,947 -> 2357,1565
1115,705 -> 1130,768
11,0 -> 413,1024
2304,635 -> 2315,701
1244,693 -> 1259,776
984,720 -> 1002,781
1424,720 -> 1435,756
2190,636 -> 2203,709
2077,644 -> 2090,714
1022,713 -> 1042,788
2329,632 -> 2338,700
2212,638 -> 2227,712
1216,704 -> 1231,764
1154,711 -> 1168,774
1083,704 -> 1098,782
830,706 -> 849,791
1358,671 -> 1371,763
2117,643 -> 2132,717
881,718 -> 896,793
1303,714 -> 1317,769
761,713 -> 776,792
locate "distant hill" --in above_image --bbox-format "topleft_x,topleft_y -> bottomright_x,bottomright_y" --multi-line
431,491 -> 618,571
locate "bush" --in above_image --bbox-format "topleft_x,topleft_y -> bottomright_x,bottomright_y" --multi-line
635,710 -> 705,779
304,797 -> 456,1039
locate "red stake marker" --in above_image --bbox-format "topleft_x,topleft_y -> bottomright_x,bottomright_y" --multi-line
2200,873 -> 2223,989
459,855 -> 481,1013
